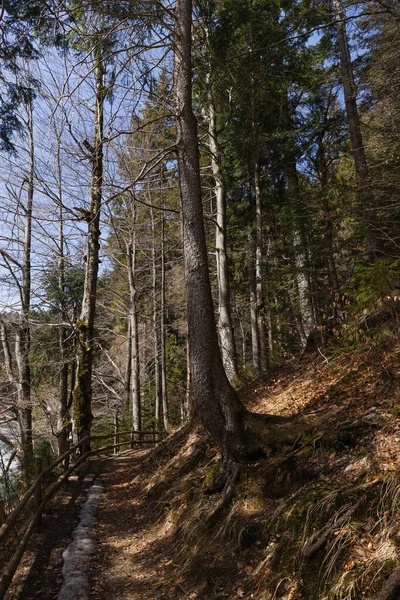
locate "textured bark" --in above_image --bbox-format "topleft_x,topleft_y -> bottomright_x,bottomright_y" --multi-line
254,162 -> 269,372
73,49 -> 105,453
332,0 -> 382,258
127,236 -> 141,437
206,93 -> 238,381
174,0 -> 260,465
160,212 -> 170,433
182,334 -> 190,424
151,208 -> 162,429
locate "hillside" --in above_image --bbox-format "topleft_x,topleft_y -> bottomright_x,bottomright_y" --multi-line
4,332 -> 400,600
85,335 -> 400,600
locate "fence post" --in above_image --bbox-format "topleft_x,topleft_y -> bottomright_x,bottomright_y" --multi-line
0,497 -> 5,526
64,450 -> 70,482
34,457 -> 42,526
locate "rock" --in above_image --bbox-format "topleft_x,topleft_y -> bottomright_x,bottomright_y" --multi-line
344,456 -> 370,475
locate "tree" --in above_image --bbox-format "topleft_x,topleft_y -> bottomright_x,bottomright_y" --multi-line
332,0 -> 383,259
72,36 -> 107,452
194,2 -> 239,381
174,0 -> 267,474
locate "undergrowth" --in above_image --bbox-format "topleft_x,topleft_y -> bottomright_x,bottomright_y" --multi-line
141,329 -> 400,599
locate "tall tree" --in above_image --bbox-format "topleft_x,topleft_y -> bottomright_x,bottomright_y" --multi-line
195,3 -> 239,381
174,0 -> 265,474
73,37 -> 107,452
332,0 -> 382,259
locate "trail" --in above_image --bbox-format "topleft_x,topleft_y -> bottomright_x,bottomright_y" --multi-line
4,459 -> 104,600
58,479 -> 103,600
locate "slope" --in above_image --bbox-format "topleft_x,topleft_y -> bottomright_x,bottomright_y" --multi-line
89,330 -> 400,600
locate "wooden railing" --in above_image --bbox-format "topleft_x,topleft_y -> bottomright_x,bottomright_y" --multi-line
0,429 -> 164,599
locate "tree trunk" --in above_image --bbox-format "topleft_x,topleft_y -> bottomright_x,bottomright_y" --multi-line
286,163 -> 315,345
73,49 -> 105,453
127,230 -> 141,437
248,244 -> 260,373
174,0 -> 262,467
151,208 -> 162,430
254,162 -> 269,372
281,91 -> 315,345
160,211 -> 170,433
206,93 -> 239,382
332,0 -> 382,259
56,134 -> 71,458
15,97 -> 34,480
182,334 -> 190,424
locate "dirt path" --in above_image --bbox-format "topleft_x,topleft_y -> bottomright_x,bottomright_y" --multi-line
90,449 -> 180,600
4,457 -> 105,600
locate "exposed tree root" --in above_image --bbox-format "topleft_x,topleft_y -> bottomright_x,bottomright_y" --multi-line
367,569 -> 400,600
302,499 -> 363,559
205,462 -> 241,528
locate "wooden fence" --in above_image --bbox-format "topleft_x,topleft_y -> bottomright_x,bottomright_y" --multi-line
0,429 -> 164,599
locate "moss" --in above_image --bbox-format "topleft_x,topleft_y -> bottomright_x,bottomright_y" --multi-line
230,373 -> 241,390
350,521 -> 364,531
76,319 -> 89,330
384,559 -> 397,570
202,461 -> 221,490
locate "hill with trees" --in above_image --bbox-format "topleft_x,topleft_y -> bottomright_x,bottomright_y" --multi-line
1,0 -> 400,598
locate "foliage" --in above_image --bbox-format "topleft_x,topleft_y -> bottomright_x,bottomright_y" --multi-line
352,259 -> 400,311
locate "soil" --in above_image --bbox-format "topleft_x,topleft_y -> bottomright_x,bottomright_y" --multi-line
90,449 -> 181,600
4,339 -> 400,600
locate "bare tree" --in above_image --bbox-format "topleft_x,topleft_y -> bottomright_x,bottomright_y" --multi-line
73,41 -> 107,452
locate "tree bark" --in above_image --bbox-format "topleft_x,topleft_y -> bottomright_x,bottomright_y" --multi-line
151,207 -> 162,430
127,223 -> 141,437
174,0 -> 262,467
56,130 -> 71,458
160,210 -> 170,433
286,162 -> 315,345
332,0 -> 382,259
248,241 -> 260,373
73,48 -> 105,453
254,162 -> 269,372
15,97 -> 34,480
206,92 -> 239,382
318,137 -> 340,293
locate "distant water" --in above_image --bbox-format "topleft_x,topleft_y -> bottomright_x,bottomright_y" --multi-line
0,427 -> 18,473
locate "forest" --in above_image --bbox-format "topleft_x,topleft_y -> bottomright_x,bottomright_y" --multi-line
1,0 -> 400,598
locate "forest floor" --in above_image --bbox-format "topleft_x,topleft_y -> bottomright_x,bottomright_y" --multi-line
5,332 -> 400,600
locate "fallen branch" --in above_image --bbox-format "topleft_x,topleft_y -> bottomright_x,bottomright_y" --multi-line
302,499 -> 362,559
0,433 -> 13,449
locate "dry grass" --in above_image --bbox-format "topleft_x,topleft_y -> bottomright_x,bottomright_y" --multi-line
89,336 -> 400,600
